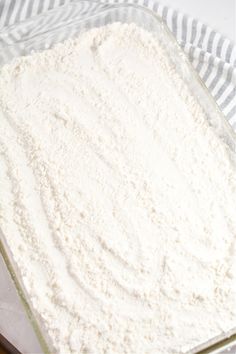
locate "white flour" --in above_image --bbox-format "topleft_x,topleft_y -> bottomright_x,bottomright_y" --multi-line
0,23 -> 236,354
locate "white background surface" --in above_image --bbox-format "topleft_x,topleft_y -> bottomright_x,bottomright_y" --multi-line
164,0 -> 236,42
0,0 -> 236,353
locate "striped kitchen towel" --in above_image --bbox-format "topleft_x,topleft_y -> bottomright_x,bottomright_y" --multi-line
0,0 -> 235,127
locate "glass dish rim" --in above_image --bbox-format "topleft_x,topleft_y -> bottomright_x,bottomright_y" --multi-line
0,2 -> 236,353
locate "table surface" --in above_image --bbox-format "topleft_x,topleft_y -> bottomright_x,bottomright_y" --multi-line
0,1 -> 236,353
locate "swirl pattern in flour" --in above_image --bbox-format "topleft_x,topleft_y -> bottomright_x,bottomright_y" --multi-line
0,23 -> 236,354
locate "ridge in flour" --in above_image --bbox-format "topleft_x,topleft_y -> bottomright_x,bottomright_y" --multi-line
0,23 -> 236,354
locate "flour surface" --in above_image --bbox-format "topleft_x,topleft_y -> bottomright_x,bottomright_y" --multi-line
0,23 -> 236,354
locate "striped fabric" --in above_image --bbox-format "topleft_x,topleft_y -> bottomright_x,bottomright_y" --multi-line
0,0 -> 235,128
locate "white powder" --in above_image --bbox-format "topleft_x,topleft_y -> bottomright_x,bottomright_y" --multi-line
0,23 -> 236,354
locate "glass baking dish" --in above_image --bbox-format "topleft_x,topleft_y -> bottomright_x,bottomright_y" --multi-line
0,1 -> 236,353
